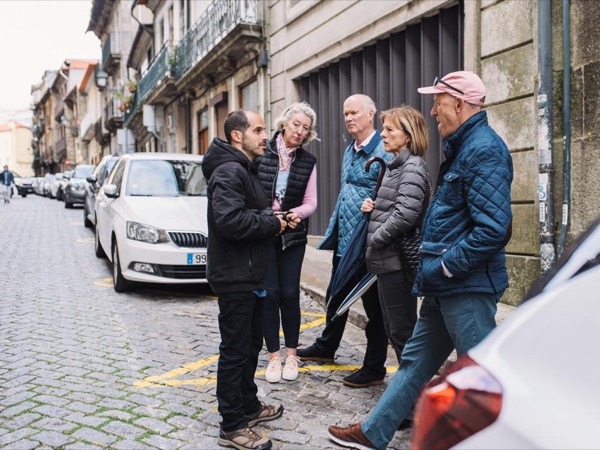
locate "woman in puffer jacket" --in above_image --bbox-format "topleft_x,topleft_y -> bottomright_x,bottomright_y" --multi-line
360,106 -> 431,362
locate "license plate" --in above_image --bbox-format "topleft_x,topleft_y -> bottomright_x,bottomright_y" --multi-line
187,253 -> 207,265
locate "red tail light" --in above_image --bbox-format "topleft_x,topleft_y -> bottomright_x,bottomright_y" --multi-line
411,355 -> 503,450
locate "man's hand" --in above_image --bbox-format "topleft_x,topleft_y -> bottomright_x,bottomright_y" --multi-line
277,216 -> 287,235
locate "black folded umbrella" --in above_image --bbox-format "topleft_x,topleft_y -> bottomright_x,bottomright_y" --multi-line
332,273 -> 377,321
326,157 -> 386,310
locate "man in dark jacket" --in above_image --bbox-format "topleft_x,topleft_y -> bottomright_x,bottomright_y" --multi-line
1,165 -> 15,204
328,71 -> 513,449
202,110 -> 287,450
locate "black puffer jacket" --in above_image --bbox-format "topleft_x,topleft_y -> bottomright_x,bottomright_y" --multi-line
257,132 -> 317,250
202,138 -> 281,293
365,149 -> 430,274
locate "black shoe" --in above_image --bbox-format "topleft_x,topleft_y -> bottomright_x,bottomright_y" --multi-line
297,344 -> 334,363
342,367 -> 384,388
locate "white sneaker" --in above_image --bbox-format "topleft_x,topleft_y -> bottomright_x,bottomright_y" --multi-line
265,357 -> 282,383
282,355 -> 299,381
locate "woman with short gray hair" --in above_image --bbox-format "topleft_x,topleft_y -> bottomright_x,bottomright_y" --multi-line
257,101 -> 319,383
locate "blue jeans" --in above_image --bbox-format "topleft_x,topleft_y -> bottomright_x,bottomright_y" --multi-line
362,292 -> 501,449
217,291 -> 264,431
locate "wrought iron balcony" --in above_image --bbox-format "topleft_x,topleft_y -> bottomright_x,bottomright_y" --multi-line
102,34 -> 121,74
172,0 -> 262,80
137,44 -> 171,104
105,98 -> 124,132
123,89 -> 139,127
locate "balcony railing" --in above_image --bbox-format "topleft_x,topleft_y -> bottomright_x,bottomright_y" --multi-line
172,0 -> 261,79
105,98 -> 124,131
102,34 -> 121,74
123,89 -> 139,127
137,44 -> 171,103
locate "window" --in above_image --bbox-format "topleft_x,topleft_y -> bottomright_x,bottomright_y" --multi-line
197,109 -> 209,155
240,80 -> 258,112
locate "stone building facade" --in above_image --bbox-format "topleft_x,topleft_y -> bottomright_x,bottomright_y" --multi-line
268,0 -> 600,305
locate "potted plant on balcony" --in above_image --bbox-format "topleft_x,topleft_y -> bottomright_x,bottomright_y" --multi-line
125,79 -> 138,93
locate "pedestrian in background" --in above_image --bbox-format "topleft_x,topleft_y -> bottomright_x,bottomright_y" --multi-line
298,94 -> 393,389
1,165 -> 14,204
328,71 -> 514,449
257,102 -> 318,383
202,110 -> 287,450
360,106 -> 431,363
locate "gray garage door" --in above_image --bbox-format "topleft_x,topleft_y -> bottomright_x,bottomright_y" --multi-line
299,3 -> 462,235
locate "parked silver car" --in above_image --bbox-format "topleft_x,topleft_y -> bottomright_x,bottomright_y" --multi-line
83,155 -> 119,228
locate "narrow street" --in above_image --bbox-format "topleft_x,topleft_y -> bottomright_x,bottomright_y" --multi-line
0,196 -> 409,449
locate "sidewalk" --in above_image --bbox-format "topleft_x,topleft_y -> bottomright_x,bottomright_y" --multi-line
300,236 -> 516,330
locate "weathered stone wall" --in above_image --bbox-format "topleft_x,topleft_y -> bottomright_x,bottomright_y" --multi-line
567,0 -> 600,237
478,0 -> 539,305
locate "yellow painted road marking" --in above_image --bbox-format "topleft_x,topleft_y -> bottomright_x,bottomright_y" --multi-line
95,277 -> 113,288
133,309 -> 397,389
77,237 -> 95,243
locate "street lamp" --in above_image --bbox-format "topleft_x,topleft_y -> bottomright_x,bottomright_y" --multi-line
95,68 -> 108,92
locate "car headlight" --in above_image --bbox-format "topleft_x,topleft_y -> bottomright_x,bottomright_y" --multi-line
126,221 -> 169,244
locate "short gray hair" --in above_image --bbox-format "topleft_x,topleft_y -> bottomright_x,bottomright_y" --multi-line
273,102 -> 318,144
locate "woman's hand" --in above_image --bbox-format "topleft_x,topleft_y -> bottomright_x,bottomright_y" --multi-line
361,198 -> 374,213
285,212 -> 301,229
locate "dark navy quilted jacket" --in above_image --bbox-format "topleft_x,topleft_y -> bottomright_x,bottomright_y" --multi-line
413,111 -> 513,297
318,131 -> 392,256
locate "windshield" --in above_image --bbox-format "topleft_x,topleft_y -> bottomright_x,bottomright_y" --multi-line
125,159 -> 207,197
73,165 -> 94,179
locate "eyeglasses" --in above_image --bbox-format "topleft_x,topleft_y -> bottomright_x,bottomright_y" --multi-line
433,76 -> 464,95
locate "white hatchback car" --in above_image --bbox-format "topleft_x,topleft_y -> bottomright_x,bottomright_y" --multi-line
411,217 -> 600,450
94,153 -> 208,292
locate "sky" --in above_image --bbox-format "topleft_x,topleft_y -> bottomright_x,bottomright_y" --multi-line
0,1 -> 100,113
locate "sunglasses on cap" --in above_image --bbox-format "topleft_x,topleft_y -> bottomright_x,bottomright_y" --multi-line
433,76 -> 465,95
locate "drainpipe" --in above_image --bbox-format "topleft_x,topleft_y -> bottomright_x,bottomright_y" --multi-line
557,0 -> 571,258
537,0 -> 556,272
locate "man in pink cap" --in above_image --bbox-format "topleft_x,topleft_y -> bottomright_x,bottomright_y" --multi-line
327,71 -> 514,449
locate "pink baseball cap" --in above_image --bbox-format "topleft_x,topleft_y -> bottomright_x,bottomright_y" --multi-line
418,71 -> 486,107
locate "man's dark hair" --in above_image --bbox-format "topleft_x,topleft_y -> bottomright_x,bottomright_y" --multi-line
224,110 -> 250,144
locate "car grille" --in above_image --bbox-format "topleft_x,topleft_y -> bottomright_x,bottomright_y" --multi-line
168,232 -> 208,248
155,265 -> 207,280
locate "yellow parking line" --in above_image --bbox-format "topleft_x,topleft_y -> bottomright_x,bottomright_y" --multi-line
133,309 -> 396,389
77,237 -> 95,243
95,277 -> 113,288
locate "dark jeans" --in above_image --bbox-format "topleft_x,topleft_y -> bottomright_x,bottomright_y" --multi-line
313,254 -> 388,377
377,269 -> 418,362
216,291 -> 264,431
263,240 -> 306,352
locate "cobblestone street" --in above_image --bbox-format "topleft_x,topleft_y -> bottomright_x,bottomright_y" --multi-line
0,196 -> 410,449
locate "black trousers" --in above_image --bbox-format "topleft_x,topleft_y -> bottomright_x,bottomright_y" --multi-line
263,240 -> 306,352
313,254 -> 388,378
216,291 -> 263,431
377,269 -> 418,362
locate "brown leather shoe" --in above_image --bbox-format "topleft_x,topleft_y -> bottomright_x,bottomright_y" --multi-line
328,423 -> 376,449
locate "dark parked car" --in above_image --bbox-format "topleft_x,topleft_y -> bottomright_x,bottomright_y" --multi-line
83,155 -> 118,228
64,164 -> 94,208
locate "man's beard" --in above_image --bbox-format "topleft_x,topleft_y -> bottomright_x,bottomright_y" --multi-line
242,139 -> 265,159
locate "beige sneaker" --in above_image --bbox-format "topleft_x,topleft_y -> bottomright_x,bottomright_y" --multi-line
282,355 -> 299,381
265,357 -> 282,383
247,402 -> 284,427
218,427 -> 272,449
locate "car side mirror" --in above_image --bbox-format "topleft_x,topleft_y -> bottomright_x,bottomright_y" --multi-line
87,175 -> 98,187
104,184 -> 119,198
